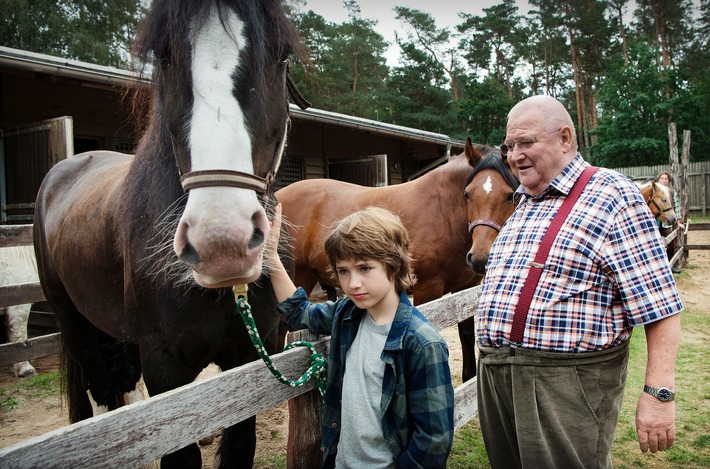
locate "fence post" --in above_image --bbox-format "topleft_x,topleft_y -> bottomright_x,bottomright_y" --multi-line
681,130 -> 692,266
286,329 -> 323,469
669,123 -> 679,190
702,167 -> 707,217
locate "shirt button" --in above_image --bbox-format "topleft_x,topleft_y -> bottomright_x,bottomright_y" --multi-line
331,422 -> 338,429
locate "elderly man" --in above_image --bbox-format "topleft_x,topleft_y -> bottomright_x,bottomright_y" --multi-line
476,95 -> 682,468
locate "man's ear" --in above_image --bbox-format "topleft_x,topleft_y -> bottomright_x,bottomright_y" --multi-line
560,126 -> 573,153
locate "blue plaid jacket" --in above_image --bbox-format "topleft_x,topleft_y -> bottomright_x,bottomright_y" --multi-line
278,288 -> 454,468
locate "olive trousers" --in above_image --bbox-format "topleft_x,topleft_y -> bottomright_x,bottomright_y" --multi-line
477,341 -> 630,469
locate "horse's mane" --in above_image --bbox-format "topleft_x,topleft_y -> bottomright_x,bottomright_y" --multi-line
638,180 -> 673,198
132,0 -> 302,78
465,149 -> 519,190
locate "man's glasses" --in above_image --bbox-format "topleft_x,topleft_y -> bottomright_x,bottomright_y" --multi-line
500,128 -> 562,158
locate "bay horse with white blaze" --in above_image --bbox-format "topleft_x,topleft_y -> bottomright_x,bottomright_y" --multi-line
33,1 -> 306,467
275,139 -> 518,382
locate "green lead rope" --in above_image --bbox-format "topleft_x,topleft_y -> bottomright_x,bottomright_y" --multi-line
236,296 -> 328,397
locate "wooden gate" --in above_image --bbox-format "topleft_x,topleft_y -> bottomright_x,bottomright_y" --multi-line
1,116 -> 73,223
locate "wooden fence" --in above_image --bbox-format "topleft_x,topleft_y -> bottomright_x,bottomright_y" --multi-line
0,225 -> 480,468
2,217 -> 706,467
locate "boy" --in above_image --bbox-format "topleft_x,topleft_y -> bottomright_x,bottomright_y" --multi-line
267,205 -> 454,468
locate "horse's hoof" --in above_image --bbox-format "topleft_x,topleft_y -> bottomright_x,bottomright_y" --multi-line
14,362 -> 37,378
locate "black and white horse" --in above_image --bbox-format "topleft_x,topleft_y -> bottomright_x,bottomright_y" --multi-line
33,1 -> 305,467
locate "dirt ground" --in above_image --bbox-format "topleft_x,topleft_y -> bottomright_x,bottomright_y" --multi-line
1,229 -> 708,467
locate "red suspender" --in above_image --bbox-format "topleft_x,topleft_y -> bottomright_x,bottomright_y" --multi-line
508,166 -> 599,353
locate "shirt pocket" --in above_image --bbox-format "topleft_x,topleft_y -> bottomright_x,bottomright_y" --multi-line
546,240 -> 606,301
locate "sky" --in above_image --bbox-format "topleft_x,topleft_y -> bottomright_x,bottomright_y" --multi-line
300,0 -> 528,65
297,0 -> 702,66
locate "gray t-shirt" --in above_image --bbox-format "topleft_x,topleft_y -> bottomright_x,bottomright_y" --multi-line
335,313 -> 394,468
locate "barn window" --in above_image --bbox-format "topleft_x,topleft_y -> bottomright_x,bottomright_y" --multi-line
114,139 -> 136,154
273,154 -> 304,191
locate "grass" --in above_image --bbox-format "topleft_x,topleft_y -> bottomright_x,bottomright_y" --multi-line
448,264 -> 710,468
0,370 -> 60,413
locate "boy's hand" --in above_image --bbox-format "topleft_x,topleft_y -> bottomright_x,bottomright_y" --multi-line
266,203 -> 283,258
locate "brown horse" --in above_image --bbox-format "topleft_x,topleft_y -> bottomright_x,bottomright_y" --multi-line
33,1 -> 305,467
638,180 -> 676,224
276,139 -> 518,382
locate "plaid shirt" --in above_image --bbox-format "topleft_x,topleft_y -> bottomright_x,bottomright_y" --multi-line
477,154 -> 683,352
279,288 -> 454,468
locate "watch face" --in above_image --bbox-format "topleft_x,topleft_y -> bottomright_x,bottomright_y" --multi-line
658,388 -> 673,401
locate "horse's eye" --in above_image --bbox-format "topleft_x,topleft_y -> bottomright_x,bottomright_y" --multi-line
464,191 -> 471,201
506,192 -> 514,202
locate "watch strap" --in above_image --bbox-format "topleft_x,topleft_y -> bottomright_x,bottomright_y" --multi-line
643,384 -> 675,401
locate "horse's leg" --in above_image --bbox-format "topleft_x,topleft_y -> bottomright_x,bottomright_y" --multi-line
140,346 -> 203,469
218,417 -> 257,469
323,283 -> 337,302
60,319 -> 115,420
4,304 -> 37,378
458,317 -> 477,382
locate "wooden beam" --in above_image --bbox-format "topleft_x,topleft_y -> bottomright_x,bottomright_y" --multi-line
0,224 -> 33,248
0,282 -> 45,307
0,333 -> 60,366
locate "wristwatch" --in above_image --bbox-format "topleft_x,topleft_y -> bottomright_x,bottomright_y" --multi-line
643,385 -> 675,402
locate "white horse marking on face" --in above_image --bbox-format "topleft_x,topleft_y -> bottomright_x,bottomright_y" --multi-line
483,175 -> 493,194
190,5 -> 251,174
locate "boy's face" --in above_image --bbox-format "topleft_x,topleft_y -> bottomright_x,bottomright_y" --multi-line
335,258 -> 398,316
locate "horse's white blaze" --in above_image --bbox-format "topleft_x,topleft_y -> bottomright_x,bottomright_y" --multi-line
190,5 -> 251,175
483,175 -> 493,194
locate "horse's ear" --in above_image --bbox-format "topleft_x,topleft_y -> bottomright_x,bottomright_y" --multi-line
464,137 -> 482,167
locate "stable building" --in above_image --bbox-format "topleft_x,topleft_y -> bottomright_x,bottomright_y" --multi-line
0,46 -> 464,223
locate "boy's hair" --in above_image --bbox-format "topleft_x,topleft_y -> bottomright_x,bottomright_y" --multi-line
323,206 -> 417,293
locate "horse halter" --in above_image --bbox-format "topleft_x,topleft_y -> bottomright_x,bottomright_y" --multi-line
468,219 -> 503,234
179,122 -> 289,195
179,67 -> 311,194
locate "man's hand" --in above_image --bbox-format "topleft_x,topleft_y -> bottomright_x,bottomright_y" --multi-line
635,391 -> 675,453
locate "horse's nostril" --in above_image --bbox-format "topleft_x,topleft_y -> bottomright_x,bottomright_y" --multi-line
248,227 -> 265,250
179,241 -> 202,265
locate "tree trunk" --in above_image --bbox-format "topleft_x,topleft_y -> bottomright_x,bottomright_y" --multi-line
614,2 -> 629,66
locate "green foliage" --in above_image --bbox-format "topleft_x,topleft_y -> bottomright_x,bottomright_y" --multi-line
449,420 -> 489,468
289,3 -> 389,119
0,370 -> 60,413
24,371 -> 60,399
457,77 -> 518,144
1,391 -> 21,412
592,39 -> 692,167
0,0 -> 145,68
